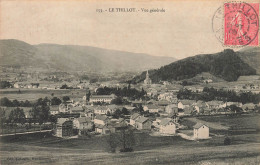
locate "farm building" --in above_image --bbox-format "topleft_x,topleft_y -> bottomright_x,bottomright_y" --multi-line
193,123 -> 209,139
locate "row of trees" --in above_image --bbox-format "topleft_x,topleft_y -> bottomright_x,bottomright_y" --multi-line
0,96 -> 65,107
0,97 -> 32,107
0,81 -> 12,89
177,87 -> 260,104
96,85 -> 146,100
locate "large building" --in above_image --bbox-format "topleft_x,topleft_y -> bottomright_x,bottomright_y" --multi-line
56,118 -> 73,137
89,94 -> 116,104
144,70 -> 152,85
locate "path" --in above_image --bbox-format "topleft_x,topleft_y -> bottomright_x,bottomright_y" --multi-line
0,130 -> 52,137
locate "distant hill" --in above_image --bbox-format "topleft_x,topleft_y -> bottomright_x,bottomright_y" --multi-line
0,39 -> 176,73
132,49 -> 257,83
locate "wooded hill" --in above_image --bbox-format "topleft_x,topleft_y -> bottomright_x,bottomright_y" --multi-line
131,49 -> 257,83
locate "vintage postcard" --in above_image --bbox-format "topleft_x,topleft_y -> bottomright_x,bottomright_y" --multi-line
0,0 -> 259,164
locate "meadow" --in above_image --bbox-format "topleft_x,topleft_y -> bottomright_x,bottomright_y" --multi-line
1,114 -> 260,164
0,88 -> 86,101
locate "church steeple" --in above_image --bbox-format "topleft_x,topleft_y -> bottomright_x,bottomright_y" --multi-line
144,70 -> 152,85
146,70 -> 149,78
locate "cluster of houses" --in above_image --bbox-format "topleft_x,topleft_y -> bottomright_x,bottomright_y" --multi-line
54,94 -> 224,139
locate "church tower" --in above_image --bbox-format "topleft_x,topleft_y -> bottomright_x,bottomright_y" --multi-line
144,70 -> 152,85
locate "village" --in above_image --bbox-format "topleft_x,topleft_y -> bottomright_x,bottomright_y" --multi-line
1,70 -> 259,152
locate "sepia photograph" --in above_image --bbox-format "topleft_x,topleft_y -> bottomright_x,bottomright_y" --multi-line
0,0 -> 259,164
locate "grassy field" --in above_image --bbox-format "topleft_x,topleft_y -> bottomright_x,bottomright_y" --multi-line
0,88 -> 86,101
1,114 -> 260,164
0,132 -> 259,165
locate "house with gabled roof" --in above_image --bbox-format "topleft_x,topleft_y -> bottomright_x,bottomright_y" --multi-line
73,117 -> 93,131
135,116 -> 152,130
205,101 -> 223,109
94,106 -> 110,115
94,115 -> 109,126
165,104 -> 178,114
178,100 -> 196,109
130,113 -> 141,126
70,106 -> 84,114
193,123 -> 209,139
143,104 -> 160,113
159,118 -> 176,134
192,101 -> 207,113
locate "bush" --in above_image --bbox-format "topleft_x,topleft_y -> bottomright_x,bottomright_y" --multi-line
224,137 -> 231,145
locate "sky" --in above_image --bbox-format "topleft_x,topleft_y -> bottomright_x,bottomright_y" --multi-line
0,0 -> 234,59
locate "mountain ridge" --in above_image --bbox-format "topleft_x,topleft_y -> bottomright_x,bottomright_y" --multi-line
0,39 -> 177,73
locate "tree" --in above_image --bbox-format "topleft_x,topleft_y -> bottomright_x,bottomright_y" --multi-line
111,97 -> 123,105
0,97 -> 13,107
86,91 -> 91,102
119,129 -> 135,152
60,84 -> 69,89
30,104 -> 50,131
0,108 -> 6,134
224,136 -> 231,145
227,105 -> 243,114
107,133 -> 119,153
51,97 -> 62,105
0,81 -> 11,89
113,109 -> 123,119
9,108 -> 26,134
62,96 -> 70,102
23,100 -> 31,107
122,108 -> 130,115
12,99 -> 20,107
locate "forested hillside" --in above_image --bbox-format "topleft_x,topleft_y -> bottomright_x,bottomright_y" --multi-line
132,49 -> 256,83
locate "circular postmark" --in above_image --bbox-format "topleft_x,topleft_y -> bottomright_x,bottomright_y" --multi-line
212,2 -> 259,47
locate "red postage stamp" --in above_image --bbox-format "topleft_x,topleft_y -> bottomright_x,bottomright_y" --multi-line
224,2 -> 259,46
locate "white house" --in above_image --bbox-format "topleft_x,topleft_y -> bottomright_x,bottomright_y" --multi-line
193,123 -> 209,139
73,117 -> 93,130
159,118 -> 176,134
